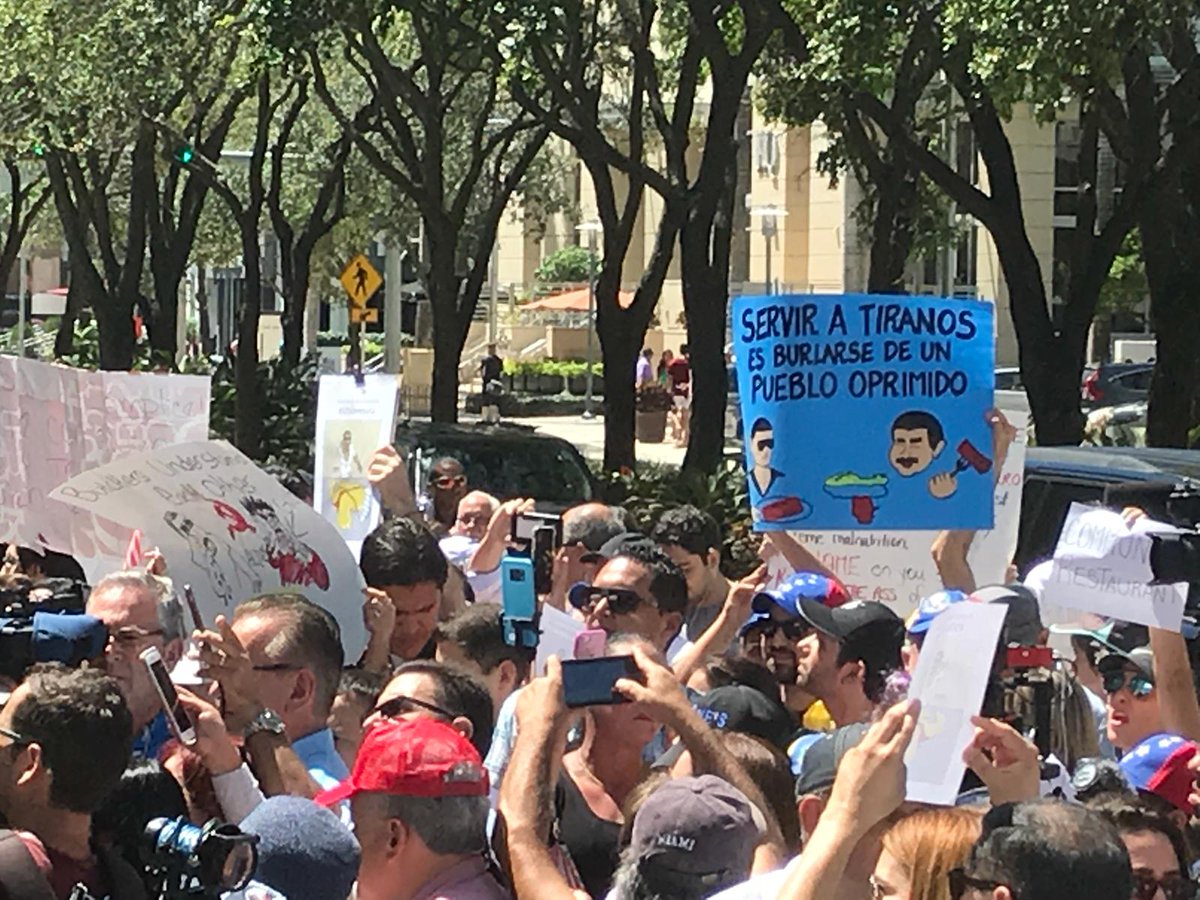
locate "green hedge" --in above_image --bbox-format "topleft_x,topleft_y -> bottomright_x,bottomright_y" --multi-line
592,460 -> 758,579
504,358 -> 603,377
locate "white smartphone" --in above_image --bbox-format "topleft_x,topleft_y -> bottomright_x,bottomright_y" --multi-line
140,646 -> 197,745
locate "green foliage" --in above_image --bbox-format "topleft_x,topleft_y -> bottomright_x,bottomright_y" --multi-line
593,460 -> 758,578
534,245 -> 597,284
208,353 -> 319,490
503,358 -> 602,377
1098,233 -> 1149,317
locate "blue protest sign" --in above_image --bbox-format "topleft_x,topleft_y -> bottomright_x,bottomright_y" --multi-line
733,294 -> 995,531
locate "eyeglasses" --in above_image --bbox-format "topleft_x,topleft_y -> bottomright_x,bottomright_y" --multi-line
948,869 -> 1006,900
431,475 -> 466,490
373,695 -> 457,722
1102,669 -> 1155,698
748,619 -> 810,641
0,726 -> 29,747
568,584 -> 649,616
1132,871 -> 1195,900
252,663 -> 302,673
754,439 -> 774,451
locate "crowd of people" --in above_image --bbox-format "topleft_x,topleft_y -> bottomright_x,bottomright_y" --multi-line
1,432 -> 1200,900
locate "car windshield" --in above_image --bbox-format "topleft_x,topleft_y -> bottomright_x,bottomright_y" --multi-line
405,437 -> 593,504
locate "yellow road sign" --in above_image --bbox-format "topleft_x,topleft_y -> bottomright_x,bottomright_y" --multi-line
340,254 -> 382,307
350,307 -> 379,324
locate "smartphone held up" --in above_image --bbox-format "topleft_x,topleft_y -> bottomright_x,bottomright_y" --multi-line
140,646 -> 197,745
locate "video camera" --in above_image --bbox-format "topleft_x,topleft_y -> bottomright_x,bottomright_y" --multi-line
0,578 -> 106,683
142,816 -> 258,899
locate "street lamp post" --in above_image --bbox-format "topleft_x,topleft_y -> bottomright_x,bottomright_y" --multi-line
576,221 -> 602,420
749,205 -> 786,295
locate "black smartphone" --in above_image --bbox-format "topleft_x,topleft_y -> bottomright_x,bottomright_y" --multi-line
182,584 -> 205,631
511,511 -> 563,545
561,655 -> 639,708
532,525 -> 555,595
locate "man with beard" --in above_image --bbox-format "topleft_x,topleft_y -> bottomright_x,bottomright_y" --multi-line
751,577 -> 903,729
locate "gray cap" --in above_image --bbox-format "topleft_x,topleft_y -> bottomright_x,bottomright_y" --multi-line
793,722 -> 869,797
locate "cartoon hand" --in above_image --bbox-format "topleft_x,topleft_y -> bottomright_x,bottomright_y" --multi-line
928,472 -> 958,499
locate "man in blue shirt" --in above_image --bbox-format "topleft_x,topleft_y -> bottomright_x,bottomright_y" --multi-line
201,592 -> 350,790
86,570 -> 187,762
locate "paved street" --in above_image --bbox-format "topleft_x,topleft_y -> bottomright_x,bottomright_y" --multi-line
505,414 -> 740,466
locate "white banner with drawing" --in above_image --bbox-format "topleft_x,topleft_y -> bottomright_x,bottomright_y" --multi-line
763,411 -> 1027,620
314,374 -> 399,553
0,358 -> 210,567
51,440 -> 367,656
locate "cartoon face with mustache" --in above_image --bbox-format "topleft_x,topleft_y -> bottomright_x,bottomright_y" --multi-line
888,410 -> 946,477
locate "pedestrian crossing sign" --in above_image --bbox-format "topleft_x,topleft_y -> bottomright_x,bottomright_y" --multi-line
339,254 -> 382,307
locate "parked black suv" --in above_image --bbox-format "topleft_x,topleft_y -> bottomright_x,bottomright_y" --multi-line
392,421 -> 596,512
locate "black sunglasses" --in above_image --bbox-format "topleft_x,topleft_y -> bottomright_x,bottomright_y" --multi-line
754,439 -> 774,451
1132,871 -> 1195,900
747,619 -> 809,640
948,868 -> 1006,900
1102,669 -> 1154,698
569,585 -> 648,616
373,695 -> 457,722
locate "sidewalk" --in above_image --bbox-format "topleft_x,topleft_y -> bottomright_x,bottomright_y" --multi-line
506,414 -> 739,467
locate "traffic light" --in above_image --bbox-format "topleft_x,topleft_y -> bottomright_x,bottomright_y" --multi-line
173,144 -> 195,165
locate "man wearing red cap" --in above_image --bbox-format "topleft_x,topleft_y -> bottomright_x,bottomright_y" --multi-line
316,717 -> 507,900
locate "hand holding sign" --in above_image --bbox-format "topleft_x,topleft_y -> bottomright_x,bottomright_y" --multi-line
734,294 -> 995,531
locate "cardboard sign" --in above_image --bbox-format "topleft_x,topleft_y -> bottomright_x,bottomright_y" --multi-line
763,411 -> 1026,621
314,375 -> 399,553
51,441 -> 367,657
733,294 -> 995,530
1044,504 -> 1186,631
0,358 -> 210,565
905,601 -> 1008,805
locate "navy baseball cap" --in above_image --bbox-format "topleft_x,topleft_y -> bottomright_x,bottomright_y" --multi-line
751,572 -> 849,618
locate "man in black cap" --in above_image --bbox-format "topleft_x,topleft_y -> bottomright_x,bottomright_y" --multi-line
752,590 -> 904,727
656,683 -> 794,772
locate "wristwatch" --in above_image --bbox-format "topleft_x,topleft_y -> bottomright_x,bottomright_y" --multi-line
243,708 -> 286,740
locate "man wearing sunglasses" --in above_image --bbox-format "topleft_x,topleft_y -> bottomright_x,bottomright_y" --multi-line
426,457 -> 469,536
1099,647 -> 1164,757
569,540 -> 688,656
366,660 -> 494,758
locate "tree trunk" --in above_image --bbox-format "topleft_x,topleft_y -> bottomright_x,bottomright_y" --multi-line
427,231 -> 467,422
234,228 -> 263,456
54,271 -> 86,358
146,257 -> 182,362
279,254 -> 309,369
94,296 -> 136,370
867,160 -> 919,293
197,265 -> 215,356
597,310 -> 642,472
1142,180 -> 1200,447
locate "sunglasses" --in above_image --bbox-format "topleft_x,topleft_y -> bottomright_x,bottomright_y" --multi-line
568,583 -> 649,616
253,663 -> 302,673
754,439 -> 774,451
0,726 -> 29,747
373,695 -> 457,722
747,619 -> 809,641
431,475 -> 466,489
948,869 -> 1005,900
1132,871 -> 1195,900
1102,669 -> 1155,698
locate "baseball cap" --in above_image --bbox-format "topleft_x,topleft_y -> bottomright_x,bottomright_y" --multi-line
1119,733 -> 1199,813
629,775 -> 762,890
656,685 -> 794,768
751,572 -> 849,618
791,600 -> 904,675
906,590 -> 969,636
793,722 -> 869,796
1098,645 -> 1155,680
314,717 -> 488,807
581,531 -> 652,564
972,584 -> 1044,646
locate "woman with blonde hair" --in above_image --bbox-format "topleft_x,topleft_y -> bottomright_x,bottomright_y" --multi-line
870,806 -> 984,900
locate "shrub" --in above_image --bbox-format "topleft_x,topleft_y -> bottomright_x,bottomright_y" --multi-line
535,245 -> 598,284
593,460 -> 758,578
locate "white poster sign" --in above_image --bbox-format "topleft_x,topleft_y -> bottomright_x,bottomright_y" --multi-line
314,375 -> 399,553
764,412 -> 1027,620
0,358 -> 210,565
51,440 -> 366,657
536,605 -> 585,676
1045,503 -> 1186,631
905,601 -> 1007,805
